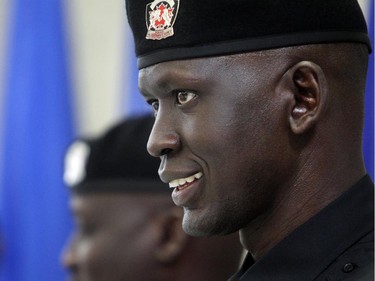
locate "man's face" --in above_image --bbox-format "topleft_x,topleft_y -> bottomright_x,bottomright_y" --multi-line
139,53 -> 294,236
62,193 -> 162,281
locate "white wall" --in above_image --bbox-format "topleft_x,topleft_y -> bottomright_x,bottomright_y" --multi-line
358,0 -> 371,23
65,0 -> 129,138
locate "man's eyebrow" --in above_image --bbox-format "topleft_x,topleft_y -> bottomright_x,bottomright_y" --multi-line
140,91 -> 156,104
139,70 -> 171,96
139,76 -> 174,99
71,206 -> 83,218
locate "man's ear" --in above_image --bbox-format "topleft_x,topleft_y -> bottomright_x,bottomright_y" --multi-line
277,61 -> 328,134
153,206 -> 189,264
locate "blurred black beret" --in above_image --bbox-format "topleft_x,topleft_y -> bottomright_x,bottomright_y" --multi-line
126,0 -> 372,69
64,114 -> 168,193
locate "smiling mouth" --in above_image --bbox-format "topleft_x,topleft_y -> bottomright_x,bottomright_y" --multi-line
169,172 -> 203,189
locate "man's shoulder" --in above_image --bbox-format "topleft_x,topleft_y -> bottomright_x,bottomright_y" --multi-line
315,229 -> 374,281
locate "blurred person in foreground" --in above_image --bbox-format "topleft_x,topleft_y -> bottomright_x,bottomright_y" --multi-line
61,114 -> 244,281
125,0 -> 374,280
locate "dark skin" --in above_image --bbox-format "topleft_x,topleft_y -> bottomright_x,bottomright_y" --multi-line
139,43 -> 369,261
62,192 -> 243,281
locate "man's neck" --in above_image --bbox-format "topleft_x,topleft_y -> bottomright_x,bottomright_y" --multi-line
239,167 -> 366,261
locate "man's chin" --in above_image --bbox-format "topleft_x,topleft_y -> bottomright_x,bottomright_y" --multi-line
181,210 -> 235,237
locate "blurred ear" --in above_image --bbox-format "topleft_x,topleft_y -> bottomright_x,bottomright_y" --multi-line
153,206 -> 188,264
277,61 -> 328,134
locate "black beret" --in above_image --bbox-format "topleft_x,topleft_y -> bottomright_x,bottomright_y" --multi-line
64,114 -> 168,193
126,0 -> 372,69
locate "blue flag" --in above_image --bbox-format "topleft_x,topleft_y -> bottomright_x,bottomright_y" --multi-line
0,1 -> 74,280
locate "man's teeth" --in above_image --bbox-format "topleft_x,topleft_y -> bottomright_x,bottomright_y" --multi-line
169,172 -> 203,188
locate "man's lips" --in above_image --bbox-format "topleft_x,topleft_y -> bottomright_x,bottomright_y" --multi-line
168,172 -> 203,189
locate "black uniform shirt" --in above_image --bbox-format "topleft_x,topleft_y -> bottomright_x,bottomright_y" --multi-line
230,175 -> 374,281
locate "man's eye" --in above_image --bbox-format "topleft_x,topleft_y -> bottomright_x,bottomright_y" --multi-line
77,223 -> 95,236
147,100 -> 159,112
151,101 -> 159,111
176,91 -> 197,105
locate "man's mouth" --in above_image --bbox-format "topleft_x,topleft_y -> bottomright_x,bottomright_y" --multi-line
169,172 -> 203,189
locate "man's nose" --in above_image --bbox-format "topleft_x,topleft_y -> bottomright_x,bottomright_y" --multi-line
147,114 -> 180,157
61,235 -> 78,272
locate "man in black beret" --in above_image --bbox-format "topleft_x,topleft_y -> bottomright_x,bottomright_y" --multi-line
61,115 -> 244,281
125,0 -> 374,280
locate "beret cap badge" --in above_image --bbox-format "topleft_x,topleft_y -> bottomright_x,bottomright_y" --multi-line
145,0 -> 180,40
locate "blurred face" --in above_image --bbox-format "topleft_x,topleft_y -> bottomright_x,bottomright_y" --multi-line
62,193 -> 163,281
139,53 -> 294,236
